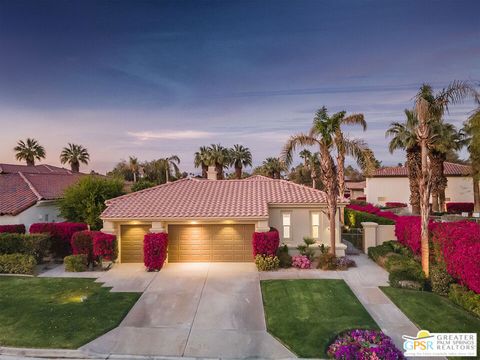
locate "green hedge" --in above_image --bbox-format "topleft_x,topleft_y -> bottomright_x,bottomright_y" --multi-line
0,233 -> 50,262
0,254 -> 36,275
448,284 -> 480,317
344,208 -> 395,228
64,254 -> 88,272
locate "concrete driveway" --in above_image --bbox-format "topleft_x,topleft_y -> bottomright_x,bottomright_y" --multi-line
81,263 -> 295,359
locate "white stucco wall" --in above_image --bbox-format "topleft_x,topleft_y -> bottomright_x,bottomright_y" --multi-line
0,201 -> 65,232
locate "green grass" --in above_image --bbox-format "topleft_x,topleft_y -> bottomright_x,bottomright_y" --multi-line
381,286 -> 480,359
0,277 -> 140,349
261,279 -> 379,358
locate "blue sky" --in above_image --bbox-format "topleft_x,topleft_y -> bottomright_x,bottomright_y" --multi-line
0,0 -> 479,174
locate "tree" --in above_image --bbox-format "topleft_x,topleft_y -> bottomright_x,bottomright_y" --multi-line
386,110 -> 421,214
128,156 -> 140,183
14,138 -> 46,166
261,157 -> 286,179
299,149 -> 312,166
158,155 -> 180,183
229,144 -> 252,179
108,160 -> 134,181
131,179 -> 156,192
194,146 -> 210,178
59,143 -> 89,173
414,81 -> 477,278
59,176 -> 124,230
206,144 -> 230,180
463,106 -> 480,211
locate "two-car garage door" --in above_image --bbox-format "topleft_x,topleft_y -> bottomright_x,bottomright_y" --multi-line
120,224 -> 255,263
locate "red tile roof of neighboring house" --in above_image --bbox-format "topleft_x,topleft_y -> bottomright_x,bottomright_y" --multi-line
370,162 -> 471,177
345,181 -> 366,190
102,175 -> 343,220
0,171 -> 83,216
0,163 -> 72,174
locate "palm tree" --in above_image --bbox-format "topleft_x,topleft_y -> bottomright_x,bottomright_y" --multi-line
262,157 -> 285,179
386,110 -> 421,214
229,144 -> 252,179
299,149 -> 312,166
14,138 -> 46,166
158,155 -> 180,183
207,144 -> 230,180
59,143 -> 89,173
463,106 -> 480,212
128,156 -> 140,183
414,81 -> 477,278
297,150 -> 320,188
194,146 -> 210,178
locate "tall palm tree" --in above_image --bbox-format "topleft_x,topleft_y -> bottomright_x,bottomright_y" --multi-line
262,157 -> 285,179
299,149 -> 312,166
194,146 -> 210,178
60,143 -> 89,173
386,110 -> 421,214
207,144 -> 230,180
229,144 -> 252,179
297,149 -> 320,188
463,106 -> 480,212
14,138 -> 46,166
128,156 -> 140,183
158,155 -> 180,183
414,81 -> 477,278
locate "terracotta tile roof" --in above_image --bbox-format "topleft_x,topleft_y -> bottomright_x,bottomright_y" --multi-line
0,163 -> 72,174
0,172 -> 82,216
371,162 -> 472,177
102,175 -> 339,220
345,181 -> 366,190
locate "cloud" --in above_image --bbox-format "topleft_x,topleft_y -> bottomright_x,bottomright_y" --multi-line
128,130 -> 217,141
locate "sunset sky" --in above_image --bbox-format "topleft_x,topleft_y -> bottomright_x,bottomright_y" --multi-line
1,0 -> 479,174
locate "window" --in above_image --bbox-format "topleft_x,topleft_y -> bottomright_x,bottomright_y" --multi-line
282,213 -> 291,239
311,212 -> 320,239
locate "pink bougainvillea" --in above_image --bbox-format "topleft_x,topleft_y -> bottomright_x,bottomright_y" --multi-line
144,232 -> 168,271
292,255 -> 311,269
446,202 -> 474,214
394,216 -> 422,254
385,202 -> 407,208
0,224 -> 26,234
93,232 -> 117,261
30,222 -> 88,257
252,230 -> 280,256
347,203 -> 399,222
71,230 -> 99,265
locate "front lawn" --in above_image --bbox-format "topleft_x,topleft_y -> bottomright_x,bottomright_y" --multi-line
261,279 -> 379,358
0,277 -> 140,348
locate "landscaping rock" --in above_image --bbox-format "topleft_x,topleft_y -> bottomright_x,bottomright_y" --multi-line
398,280 -> 423,290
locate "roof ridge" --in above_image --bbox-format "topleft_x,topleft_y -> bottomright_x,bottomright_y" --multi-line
18,172 -> 43,200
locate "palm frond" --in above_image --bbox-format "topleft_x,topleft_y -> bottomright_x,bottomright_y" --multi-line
341,113 -> 366,130
281,133 -> 319,167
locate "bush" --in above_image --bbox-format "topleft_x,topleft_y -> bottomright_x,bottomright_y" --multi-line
252,230 -> 279,257
71,231 -> 98,265
93,232 -> 117,261
64,254 -> 88,272
0,254 -> 36,275
297,236 -> 316,261
344,209 -> 395,228
317,253 -> 337,270
0,233 -> 50,263
446,202 -> 474,214
276,245 -> 292,268
292,255 -> 311,269
30,222 -> 88,258
335,256 -> 356,270
144,232 -> 168,271
394,216 -> 423,254
0,224 -> 26,234
430,265 -> 454,296
254,254 -> 279,271
368,242 -> 394,263
389,265 -> 426,290
448,284 -> 480,317
131,180 -> 156,192
385,202 -> 407,208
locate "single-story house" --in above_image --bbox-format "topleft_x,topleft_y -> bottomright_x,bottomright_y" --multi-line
365,162 -> 476,208
0,163 -> 82,230
101,171 -> 348,263
345,181 -> 366,199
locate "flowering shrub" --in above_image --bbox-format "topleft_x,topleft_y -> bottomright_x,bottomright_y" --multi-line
255,254 -> 280,271
394,216 -> 422,254
347,204 -> 399,222
327,329 -> 405,360
385,202 -> 407,208
446,202 -> 474,214
356,196 -> 366,201
30,222 -> 88,257
336,256 -> 356,270
71,230 -> 98,265
252,230 -> 280,256
292,255 -> 311,269
93,232 -> 117,261
0,224 -> 26,234
144,232 -> 168,271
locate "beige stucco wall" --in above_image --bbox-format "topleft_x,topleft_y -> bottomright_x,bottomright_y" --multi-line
0,201 -> 65,232
350,189 -> 365,199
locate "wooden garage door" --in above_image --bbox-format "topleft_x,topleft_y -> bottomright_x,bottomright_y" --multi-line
120,225 -> 151,263
168,224 -> 255,262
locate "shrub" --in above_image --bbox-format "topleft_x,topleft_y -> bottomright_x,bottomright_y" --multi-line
276,244 -> 292,268
448,284 -> 480,317
389,266 -> 426,290
93,232 -> 117,261
0,254 -> 36,275
344,208 -> 395,228
30,222 -> 88,258
446,202 -> 474,214
430,265 -> 454,296
0,224 -> 26,234
131,180 -> 156,192
292,255 -> 311,269
296,236 -> 316,260
394,216 -> 422,254
368,242 -> 394,263
0,233 -> 50,262
64,254 -> 88,272
71,230 -> 99,265
327,329 -> 404,360
385,202 -> 407,208
335,256 -> 356,270
144,232 -> 168,271
317,253 -> 337,270
252,230 -> 279,257
254,254 -> 279,271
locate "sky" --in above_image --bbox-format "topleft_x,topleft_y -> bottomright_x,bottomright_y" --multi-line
0,0 -> 479,174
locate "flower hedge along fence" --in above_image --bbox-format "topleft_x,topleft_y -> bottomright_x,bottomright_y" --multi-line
347,204 -> 399,222
71,230 -> 117,266
385,202 -> 407,208
0,224 -> 26,234
327,329 -> 404,360
394,216 -> 422,255
252,230 -> 280,256
144,232 -> 168,271
446,202 -> 474,214
30,222 -> 88,257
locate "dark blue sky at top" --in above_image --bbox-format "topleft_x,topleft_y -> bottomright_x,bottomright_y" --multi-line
0,0 -> 479,173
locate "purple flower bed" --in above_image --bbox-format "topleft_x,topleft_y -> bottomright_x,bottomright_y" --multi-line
327,329 -> 405,360
292,254 -> 311,269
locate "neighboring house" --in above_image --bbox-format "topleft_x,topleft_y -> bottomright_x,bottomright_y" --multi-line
101,171 -> 348,263
0,163 -> 82,230
366,162 -> 476,208
345,181 -> 366,199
